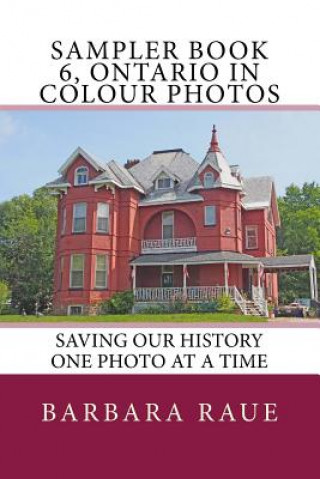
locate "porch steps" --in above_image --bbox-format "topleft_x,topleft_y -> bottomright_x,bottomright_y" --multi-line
244,300 -> 263,316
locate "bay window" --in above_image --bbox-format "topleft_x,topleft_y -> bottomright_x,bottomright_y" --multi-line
96,203 -> 109,233
70,254 -> 85,289
95,254 -> 108,289
73,202 -> 87,233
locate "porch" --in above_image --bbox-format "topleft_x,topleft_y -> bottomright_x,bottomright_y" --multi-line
131,251 -> 267,316
130,251 -> 318,316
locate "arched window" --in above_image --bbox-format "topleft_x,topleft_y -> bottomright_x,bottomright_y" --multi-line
204,172 -> 214,188
74,166 -> 89,185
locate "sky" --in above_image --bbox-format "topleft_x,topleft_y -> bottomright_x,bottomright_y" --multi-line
0,109 -> 319,202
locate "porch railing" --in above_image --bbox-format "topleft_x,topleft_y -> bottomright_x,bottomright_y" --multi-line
252,285 -> 268,316
141,237 -> 197,254
135,285 -> 242,304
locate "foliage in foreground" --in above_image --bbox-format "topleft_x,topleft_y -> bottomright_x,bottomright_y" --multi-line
99,291 -> 135,314
277,183 -> 320,303
0,281 -> 10,314
0,189 -> 57,313
141,295 -> 236,315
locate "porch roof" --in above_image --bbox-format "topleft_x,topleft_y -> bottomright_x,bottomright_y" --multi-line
259,254 -> 315,272
131,250 -> 261,266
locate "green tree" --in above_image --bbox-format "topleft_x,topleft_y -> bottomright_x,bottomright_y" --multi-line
277,182 -> 320,302
0,188 -> 57,313
0,281 -> 9,314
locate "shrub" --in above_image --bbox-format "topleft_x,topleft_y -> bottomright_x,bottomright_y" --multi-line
143,304 -> 169,314
99,291 -> 134,314
198,300 -> 218,312
168,299 -> 185,313
217,294 -> 235,313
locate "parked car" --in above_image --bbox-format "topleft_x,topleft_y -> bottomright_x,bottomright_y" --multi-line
275,301 -> 309,318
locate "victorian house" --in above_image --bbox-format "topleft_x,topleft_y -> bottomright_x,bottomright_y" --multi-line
46,126 -> 318,315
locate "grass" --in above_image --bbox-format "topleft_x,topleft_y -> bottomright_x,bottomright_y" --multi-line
0,313 -> 267,323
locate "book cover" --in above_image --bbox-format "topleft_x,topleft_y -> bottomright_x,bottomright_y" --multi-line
0,1 -> 319,477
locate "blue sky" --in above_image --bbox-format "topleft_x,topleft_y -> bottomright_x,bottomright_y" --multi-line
0,110 -> 319,202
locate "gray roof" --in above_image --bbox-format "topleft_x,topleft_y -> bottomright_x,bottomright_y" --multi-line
260,255 -> 314,269
58,146 -> 106,175
242,176 -> 273,208
46,176 -> 70,188
46,140 -> 279,214
131,250 -> 260,266
129,149 -> 199,192
90,160 -> 144,192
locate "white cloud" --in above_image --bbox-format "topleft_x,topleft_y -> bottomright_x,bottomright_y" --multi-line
0,112 -> 17,143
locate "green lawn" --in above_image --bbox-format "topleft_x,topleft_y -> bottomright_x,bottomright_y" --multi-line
0,313 -> 266,323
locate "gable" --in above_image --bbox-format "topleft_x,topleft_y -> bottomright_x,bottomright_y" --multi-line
64,153 -> 102,185
58,147 -> 105,176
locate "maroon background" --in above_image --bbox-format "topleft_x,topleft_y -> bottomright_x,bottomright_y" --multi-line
0,375 -> 318,479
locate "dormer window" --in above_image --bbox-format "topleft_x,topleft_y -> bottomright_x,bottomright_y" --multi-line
204,172 -> 214,188
157,175 -> 172,189
75,166 -> 89,185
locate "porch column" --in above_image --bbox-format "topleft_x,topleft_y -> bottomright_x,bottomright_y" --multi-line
183,264 -> 187,300
224,262 -> 229,294
132,265 -> 137,294
314,267 -> 318,301
257,264 -> 261,289
309,264 -> 315,300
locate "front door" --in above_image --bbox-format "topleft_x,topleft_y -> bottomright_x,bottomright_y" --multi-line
242,268 -> 253,295
162,266 -> 173,287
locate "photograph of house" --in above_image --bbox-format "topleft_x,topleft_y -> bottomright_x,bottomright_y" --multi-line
46,125 -> 318,316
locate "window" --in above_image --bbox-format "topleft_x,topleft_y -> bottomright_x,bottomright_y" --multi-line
75,166 -> 89,185
70,254 -> 85,288
162,211 -> 174,239
246,226 -> 258,249
204,172 -> 214,188
61,206 -> 66,235
95,254 -> 108,289
96,203 -> 109,233
73,203 -> 87,233
68,305 -> 83,315
162,265 -> 173,287
157,176 -> 172,189
204,206 -> 216,226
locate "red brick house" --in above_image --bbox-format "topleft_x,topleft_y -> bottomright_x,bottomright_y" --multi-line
47,126 -> 318,315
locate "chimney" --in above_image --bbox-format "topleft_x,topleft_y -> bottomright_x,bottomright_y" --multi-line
230,164 -> 242,182
124,159 -> 140,170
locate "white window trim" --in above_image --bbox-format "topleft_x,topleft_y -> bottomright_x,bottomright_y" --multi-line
96,202 -> 110,234
68,305 -> 84,316
204,172 -> 214,188
95,254 -> 108,289
74,166 -> 89,186
204,205 -> 216,226
245,225 -> 259,250
72,202 -> 87,233
162,211 -> 174,239
157,176 -> 173,190
69,254 -> 85,289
